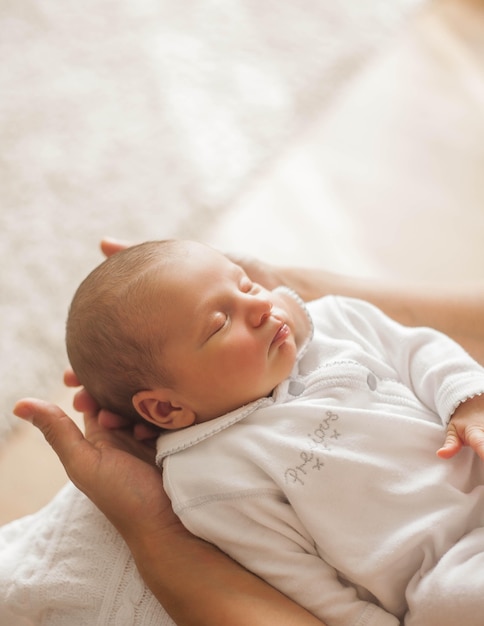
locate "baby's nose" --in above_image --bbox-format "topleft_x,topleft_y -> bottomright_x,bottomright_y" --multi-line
248,295 -> 273,327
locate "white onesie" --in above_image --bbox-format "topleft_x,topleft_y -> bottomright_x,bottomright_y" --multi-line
157,295 -> 484,626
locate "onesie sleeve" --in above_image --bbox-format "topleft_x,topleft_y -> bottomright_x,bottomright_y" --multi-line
168,473 -> 399,626
332,296 -> 484,424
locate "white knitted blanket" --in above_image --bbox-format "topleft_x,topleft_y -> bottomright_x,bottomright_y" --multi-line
0,482 -> 176,625
0,0 -> 422,442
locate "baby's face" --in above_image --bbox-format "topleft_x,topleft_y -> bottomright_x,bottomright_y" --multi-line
150,241 -> 303,422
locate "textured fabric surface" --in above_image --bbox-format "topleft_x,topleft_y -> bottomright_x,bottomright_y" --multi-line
0,482 -> 176,625
0,0 -> 423,440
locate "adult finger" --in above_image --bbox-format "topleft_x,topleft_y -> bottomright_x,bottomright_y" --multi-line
65,371 -> 99,414
133,420 -> 161,442
64,368 -> 81,387
73,387 -> 100,413
98,408 -> 132,429
100,237 -> 131,258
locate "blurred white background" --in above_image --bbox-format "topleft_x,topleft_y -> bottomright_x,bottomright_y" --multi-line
2,0 -> 484,524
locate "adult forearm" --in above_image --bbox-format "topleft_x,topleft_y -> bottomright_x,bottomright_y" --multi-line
130,527 -> 325,626
277,265 -> 484,365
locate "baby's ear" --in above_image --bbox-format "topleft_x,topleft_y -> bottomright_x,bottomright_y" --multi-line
132,390 -> 196,430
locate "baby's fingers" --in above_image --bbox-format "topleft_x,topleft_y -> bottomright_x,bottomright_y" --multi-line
437,422 -> 484,462
437,424 -> 462,460
464,425 -> 484,462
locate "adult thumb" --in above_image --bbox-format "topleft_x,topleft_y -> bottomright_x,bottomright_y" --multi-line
13,398 -> 87,472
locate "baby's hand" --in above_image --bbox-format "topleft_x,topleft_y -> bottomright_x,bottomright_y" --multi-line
437,394 -> 484,462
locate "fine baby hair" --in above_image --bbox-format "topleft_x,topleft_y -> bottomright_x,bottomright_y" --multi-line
66,240 -> 182,421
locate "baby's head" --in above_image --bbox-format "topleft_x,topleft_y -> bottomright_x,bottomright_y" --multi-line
66,240 -> 181,422
67,239 -> 301,430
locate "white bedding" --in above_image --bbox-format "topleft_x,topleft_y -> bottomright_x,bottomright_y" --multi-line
0,482 -> 174,626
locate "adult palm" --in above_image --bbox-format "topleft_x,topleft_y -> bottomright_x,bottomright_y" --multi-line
13,398 -> 181,545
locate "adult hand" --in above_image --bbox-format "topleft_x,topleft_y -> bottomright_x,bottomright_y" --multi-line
64,368 -> 161,440
228,252 -> 285,291
13,398 -> 180,544
13,398 -> 328,626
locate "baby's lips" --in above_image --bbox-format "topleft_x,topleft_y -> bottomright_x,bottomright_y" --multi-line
271,322 -> 291,347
